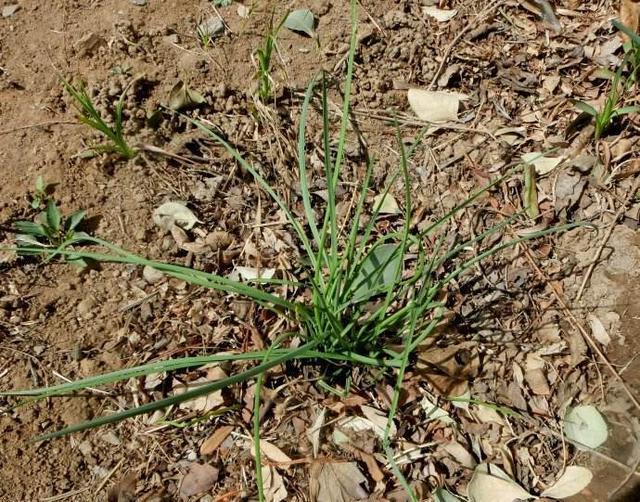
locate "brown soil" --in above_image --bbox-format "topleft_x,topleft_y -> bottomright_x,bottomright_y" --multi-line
1,0 -> 640,501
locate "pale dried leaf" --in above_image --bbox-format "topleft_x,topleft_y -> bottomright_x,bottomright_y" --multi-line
564,405 -> 608,450
467,463 -> 531,502
407,89 -> 467,123
229,266 -> 276,282
175,377 -> 224,412
423,6 -> 457,22
361,405 -> 396,438
251,439 -> 292,464
420,396 -> 454,423
372,193 -> 401,214
153,201 -> 199,230
541,466 -> 593,498
442,441 -> 476,469
588,314 -> 611,346
522,152 -> 563,175
262,466 -> 288,502
307,408 -> 326,458
309,461 -> 368,502
179,462 -> 219,497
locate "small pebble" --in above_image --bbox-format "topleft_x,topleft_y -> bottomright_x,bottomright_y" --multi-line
76,297 -> 96,318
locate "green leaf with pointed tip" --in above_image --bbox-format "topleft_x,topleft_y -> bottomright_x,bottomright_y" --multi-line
611,105 -> 640,117
572,100 -> 598,117
612,19 -> 640,46
14,221 -> 47,237
45,200 -> 61,233
67,210 -> 86,232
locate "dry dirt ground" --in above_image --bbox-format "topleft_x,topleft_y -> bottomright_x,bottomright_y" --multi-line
2,0 -> 640,501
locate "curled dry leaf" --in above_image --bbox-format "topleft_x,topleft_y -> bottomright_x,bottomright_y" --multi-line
407,89 -> 468,123
467,463 -> 532,502
168,80 -> 206,111
179,462 -> 219,497
153,201 -> 199,230
541,466 -> 593,499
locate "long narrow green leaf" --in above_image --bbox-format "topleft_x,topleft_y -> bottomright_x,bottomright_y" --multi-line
35,341 -> 319,441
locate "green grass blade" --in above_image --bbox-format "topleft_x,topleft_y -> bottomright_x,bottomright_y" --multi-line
297,76 -> 322,247
34,341 -> 319,441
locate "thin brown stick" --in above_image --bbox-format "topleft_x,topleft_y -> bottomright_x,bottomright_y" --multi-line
0,120 -> 77,136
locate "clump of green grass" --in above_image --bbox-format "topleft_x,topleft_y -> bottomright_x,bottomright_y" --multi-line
7,3 -> 577,499
573,20 -> 640,140
254,13 -> 286,102
63,79 -> 137,159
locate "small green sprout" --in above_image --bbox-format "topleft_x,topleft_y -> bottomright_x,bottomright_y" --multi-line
254,14 -> 287,102
14,200 -> 89,264
572,20 -> 640,140
63,79 -> 137,159
29,176 -> 47,209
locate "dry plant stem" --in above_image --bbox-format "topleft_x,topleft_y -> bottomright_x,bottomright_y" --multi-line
575,177 -> 640,301
428,0 -> 503,90
93,458 -> 125,495
40,487 -> 91,502
0,120 -> 78,135
520,244 -> 640,413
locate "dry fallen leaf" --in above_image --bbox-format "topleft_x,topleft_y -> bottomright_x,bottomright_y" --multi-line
179,462 -> 219,497
309,461 -> 368,502
153,201 -> 200,230
174,377 -> 225,412
407,89 -> 468,123
307,408 -> 326,458
200,425 -> 235,456
467,463 -> 532,502
541,466 -> 593,498
251,439 -> 293,464
423,6 -> 457,22
262,466 -> 288,502
372,193 -> 401,214
588,313 -> 611,346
